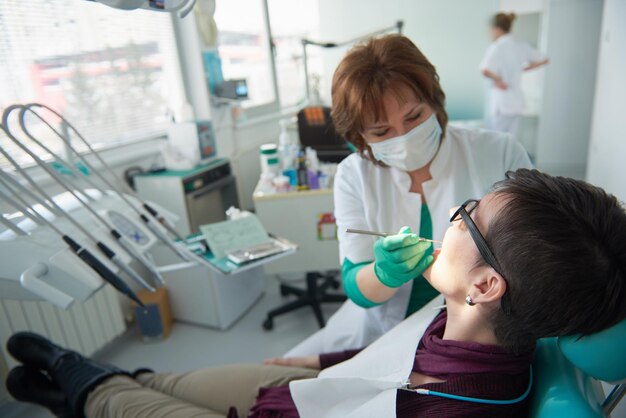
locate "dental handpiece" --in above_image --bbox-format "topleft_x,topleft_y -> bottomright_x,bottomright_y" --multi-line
346,228 -> 442,244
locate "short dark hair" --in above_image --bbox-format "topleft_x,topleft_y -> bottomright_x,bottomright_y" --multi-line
330,34 -> 447,165
486,169 -> 626,353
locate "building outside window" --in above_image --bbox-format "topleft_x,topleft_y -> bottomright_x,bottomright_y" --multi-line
0,0 -> 327,171
0,0 -> 184,169
214,0 -> 324,111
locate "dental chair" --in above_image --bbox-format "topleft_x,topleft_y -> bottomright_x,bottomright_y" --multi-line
530,319 -> 626,417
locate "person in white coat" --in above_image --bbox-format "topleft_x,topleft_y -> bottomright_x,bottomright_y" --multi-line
285,34 -> 532,357
481,12 -> 549,139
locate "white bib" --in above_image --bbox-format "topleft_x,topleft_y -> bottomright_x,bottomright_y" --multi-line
290,296 -> 444,418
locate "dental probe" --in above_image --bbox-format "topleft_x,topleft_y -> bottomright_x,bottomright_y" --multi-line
346,228 -> 442,244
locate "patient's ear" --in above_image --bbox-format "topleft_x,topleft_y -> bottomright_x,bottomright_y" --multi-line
469,267 -> 507,305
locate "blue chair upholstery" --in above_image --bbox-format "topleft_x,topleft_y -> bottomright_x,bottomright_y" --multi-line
530,320 -> 626,417
558,320 -> 626,384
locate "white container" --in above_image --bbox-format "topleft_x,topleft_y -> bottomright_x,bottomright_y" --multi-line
272,175 -> 291,193
258,172 -> 276,194
259,144 -> 280,176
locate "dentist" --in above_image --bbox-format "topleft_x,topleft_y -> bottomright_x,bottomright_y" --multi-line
285,34 -> 532,356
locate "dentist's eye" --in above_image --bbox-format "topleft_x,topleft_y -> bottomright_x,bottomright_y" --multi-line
408,112 -> 422,121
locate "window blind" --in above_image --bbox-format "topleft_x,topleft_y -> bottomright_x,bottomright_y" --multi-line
0,0 -> 183,169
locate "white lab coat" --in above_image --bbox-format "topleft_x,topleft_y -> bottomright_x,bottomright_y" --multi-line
290,296 -> 444,418
481,34 -> 546,129
284,125 -> 531,357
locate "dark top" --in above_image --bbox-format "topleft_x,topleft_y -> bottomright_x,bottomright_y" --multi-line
246,311 -> 533,418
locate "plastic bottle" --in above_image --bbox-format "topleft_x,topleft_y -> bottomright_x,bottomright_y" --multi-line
259,144 -> 280,177
305,147 -> 320,189
278,118 -> 298,187
296,148 -> 309,191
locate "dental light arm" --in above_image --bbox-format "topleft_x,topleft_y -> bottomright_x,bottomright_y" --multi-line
85,0 -> 197,18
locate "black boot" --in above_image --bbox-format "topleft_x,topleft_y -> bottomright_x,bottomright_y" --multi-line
7,332 -> 129,418
5,366 -> 74,418
7,332 -> 69,371
51,352 -> 129,418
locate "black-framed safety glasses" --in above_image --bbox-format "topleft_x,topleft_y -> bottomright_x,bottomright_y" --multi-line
450,199 -> 512,316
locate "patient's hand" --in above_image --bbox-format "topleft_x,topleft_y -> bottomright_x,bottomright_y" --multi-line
264,355 -> 321,370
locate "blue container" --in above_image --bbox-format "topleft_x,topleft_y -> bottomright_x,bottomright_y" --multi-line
202,50 -> 224,95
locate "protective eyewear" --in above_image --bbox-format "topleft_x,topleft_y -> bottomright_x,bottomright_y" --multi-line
450,199 -> 512,315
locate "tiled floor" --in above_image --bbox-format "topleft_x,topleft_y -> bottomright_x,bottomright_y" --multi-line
1,274 -> 343,417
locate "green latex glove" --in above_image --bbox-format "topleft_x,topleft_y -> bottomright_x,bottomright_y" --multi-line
373,226 -> 434,288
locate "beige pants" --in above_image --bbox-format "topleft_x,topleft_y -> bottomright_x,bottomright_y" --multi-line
85,364 -> 319,418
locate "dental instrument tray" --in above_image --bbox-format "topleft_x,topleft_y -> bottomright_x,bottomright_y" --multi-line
226,237 -> 294,265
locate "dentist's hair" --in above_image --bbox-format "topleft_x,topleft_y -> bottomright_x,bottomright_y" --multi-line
486,169 -> 626,353
330,34 -> 448,164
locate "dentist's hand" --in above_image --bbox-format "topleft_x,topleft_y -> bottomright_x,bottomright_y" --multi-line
373,226 -> 434,288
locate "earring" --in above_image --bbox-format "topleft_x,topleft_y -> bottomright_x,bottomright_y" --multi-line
465,295 -> 475,306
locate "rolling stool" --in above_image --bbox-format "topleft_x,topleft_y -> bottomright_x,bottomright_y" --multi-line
262,271 -> 346,330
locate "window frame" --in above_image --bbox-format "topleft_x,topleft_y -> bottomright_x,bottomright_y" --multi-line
2,0 -> 307,179
0,1 -> 188,173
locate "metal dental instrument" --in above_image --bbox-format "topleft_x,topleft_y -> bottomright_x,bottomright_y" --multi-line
0,183 -> 145,307
20,105 -> 216,275
0,213 -> 27,236
0,169 -> 59,220
15,106 -> 164,285
0,132 -> 60,217
1,121 -> 152,300
346,228 -> 443,244
23,104 -> 192,261
0,174 -> 46,226
3,108 -> 156,292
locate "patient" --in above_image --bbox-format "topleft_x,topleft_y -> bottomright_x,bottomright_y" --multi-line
6,169 -> 626,418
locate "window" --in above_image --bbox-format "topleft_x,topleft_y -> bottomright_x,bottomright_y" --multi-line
213,0 -> 324,111
0,0 -> 184,169
267,0 -> 324,108
214,0 -> 277,110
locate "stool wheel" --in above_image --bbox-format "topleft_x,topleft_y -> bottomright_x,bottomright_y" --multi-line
263,317 -> 274,330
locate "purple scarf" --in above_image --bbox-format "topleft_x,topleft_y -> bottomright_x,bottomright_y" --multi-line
413,311 -> 533,380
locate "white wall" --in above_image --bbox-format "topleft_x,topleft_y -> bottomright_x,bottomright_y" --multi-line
582,3 -> 625,415
318,0 -> 499,120
534,0 -> 603,177
586,0 -> 626,202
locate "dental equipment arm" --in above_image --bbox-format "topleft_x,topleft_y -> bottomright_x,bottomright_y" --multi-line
17,106 -> 163,286
25,104 -> 189,251
85,0 -> 196,18
0,185 -> 144,307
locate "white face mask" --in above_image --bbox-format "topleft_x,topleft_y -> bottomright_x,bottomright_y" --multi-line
369,113 -> 442,171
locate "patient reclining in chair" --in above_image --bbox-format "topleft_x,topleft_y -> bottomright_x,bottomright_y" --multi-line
6,169 -> 626,418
